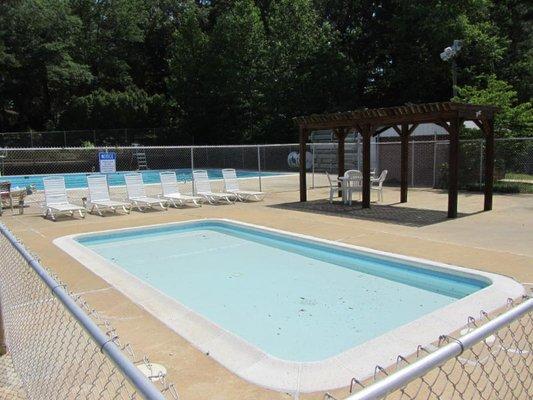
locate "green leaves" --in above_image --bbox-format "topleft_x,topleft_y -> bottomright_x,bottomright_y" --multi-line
0,0 -> 531,143
456,75 -> 532,137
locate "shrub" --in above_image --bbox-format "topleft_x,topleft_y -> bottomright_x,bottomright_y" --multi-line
464,183 -> 521,194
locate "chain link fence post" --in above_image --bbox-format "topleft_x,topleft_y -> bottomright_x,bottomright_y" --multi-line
257,145 -> 262,191
190,146 -> 195,195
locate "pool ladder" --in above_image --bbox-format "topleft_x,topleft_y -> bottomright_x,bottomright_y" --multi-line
132,147 -> 148,170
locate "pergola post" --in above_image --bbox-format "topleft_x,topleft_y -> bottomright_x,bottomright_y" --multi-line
400,124 -> 409,203
447,118 -> 460,218
335,128 -> 347,196
361,125 -> 372,208
483,118 -> 495,211
299,127 -> 309,202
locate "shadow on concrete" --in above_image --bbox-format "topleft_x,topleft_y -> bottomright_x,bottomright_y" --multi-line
269,199 -> 476,227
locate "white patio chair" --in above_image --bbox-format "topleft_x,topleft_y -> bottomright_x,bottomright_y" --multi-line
326,172 -> 342,204
222,169 -> 265,201
343,170 -> 362,205
125,173 -> 167,211
159,171 -> 202,207
87,175 -> 131,216
371,170 -> 388,202
43,177 -> 86,221
193,170 -> 236,204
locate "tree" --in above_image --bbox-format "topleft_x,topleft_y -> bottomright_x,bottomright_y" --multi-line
60,88 -> 175,130
489,0 -> 532,102
0,0 -> 92,130
456,75 -> 532,137
168,2 -> 210,142
69,0 -> 148,90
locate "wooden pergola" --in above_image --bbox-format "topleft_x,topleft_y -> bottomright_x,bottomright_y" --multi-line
294,102 -> 499,218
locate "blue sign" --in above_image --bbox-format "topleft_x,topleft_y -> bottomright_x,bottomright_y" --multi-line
99,152 -> 116,173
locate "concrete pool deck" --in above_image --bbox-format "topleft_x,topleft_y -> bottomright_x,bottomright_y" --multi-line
0,177 -> 532,399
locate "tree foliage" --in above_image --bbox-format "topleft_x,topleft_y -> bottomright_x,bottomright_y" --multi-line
456,75 -> 532,137
0,0 -> 531,143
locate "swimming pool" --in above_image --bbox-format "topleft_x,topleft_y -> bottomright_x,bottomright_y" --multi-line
0,169 -> 282,190
55,219 -> 524,393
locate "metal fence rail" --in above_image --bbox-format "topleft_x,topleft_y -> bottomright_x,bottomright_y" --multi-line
0,224 -> 178,399
0,138 -> 530,189
336,297 -> 533,400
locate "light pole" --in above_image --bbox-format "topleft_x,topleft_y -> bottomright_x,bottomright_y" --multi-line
440,40 -> 462,99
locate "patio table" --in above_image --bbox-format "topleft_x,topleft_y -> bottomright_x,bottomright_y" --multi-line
338,176 -> 362,204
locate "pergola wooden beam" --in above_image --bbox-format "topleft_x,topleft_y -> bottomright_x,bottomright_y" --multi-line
400,124 -> 410,203
480,119 -> 495,211
294,103 -> 498,131
294,101 -> 499,218
447,118 -> 461,218
361,124 -> 374,208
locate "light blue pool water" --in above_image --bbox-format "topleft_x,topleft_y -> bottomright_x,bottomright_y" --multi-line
78,221 -> 488,362
0,169 -> 281,190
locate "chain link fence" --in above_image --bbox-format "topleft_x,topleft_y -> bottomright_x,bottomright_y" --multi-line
0,138 -> 531,204
0,224 -> 179,399
0,128 -> 192,148
326,297 -> 532,400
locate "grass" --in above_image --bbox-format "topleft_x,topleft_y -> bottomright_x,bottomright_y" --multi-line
498,172 -> 533,194
504,172 -> 533,181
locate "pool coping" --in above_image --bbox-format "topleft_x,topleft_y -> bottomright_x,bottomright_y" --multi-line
53,218 -> 526,394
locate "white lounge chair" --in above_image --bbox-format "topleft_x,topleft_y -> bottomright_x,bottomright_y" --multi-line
87,175 -> 131,216
192,170 -> 236,204
371,170 -> 388,202
159,171 -> 202,207
125,173 -> 167,211
43,176 -> 86,221
222,169 -> 265,201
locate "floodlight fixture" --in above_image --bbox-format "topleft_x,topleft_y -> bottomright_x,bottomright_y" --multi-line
440,40 -> 463,98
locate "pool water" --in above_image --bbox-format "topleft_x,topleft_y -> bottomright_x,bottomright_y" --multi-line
0,169 -> 281,190
78,221 -> 487,362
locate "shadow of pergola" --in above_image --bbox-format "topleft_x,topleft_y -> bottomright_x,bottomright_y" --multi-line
270,199 -> 474,227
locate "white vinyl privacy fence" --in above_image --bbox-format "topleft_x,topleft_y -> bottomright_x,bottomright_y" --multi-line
0,224 -> 178,399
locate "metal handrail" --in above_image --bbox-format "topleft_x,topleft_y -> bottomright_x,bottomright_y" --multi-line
0,224 -> 166,400
346,298 -> 533,400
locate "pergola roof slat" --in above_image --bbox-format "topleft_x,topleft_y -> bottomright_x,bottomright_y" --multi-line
294,101 -> 498,130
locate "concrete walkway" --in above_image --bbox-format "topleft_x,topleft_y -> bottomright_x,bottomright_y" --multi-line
0,184 -> 531,399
